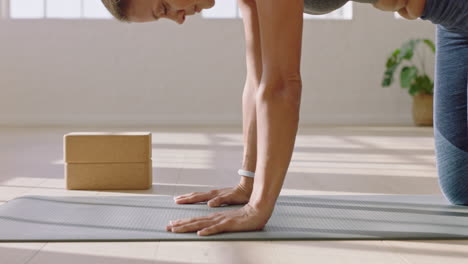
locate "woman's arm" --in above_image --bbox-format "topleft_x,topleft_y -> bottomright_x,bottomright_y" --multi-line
248,0 -> 303,216
165,0 -> 304,236
238,0 -> 263,188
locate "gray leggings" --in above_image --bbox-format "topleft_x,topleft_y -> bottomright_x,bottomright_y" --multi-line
421,0 -> 468,205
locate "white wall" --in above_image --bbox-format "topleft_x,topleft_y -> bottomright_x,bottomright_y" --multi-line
0,3 -> 435,127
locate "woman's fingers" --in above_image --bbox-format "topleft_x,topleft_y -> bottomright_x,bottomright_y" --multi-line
167,220 -> 218,233
198,222 -> 229,236
207,195 -> 236,207
207,196 -> 224,207
175,194 -> 210,204
174,191 -> 199,199
174,190 -> 217,204
169,216 -> 206,227
169,213 -> 222,227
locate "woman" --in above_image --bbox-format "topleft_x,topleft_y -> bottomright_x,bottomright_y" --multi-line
101,0 -> 468,236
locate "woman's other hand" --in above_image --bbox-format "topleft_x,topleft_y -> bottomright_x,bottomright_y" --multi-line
372,0 -> 426,19
174,181 -> 253,207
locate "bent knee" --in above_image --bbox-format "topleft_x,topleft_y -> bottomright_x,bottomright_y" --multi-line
440,183 -> 468,205
435,128 -> 468,205
436,155 -> 468,206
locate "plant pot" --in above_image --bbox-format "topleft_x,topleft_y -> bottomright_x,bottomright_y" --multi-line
412,93 -> 433,126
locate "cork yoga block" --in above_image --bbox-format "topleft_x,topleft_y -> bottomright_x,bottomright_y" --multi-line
64,132 -> 152,163
65,162 -> 152,190
64,132 -> 153,190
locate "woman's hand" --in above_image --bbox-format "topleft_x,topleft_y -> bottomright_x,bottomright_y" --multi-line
166,203 -> 271,236
174,181 -> 253,207
372,0 -> 426,19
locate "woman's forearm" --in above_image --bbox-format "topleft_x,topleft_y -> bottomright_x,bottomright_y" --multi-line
240,79 -> 259,187
249,83 -> 302,214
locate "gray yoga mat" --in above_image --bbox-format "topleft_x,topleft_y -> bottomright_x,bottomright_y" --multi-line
1,194 -> 468,242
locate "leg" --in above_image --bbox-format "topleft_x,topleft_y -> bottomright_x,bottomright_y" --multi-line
434,25 -> 468,205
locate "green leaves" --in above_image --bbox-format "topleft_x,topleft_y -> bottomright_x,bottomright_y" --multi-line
382,49 -> 401,87
381,38 -> 435,96
408,74 -> 433,95
386,49 -> 401,68
400,66 -> 418,88
423,39 -> 435,53
400,39 -> 419,60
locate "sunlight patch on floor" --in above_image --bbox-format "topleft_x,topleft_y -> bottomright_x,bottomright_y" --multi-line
152,132 -> 212,145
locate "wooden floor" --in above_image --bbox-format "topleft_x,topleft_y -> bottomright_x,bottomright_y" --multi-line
0,125 -> 467,264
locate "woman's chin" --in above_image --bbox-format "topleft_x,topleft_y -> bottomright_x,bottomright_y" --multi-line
207,0 -> 215,9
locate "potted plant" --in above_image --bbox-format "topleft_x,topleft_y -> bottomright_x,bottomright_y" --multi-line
382,38 -> 435,126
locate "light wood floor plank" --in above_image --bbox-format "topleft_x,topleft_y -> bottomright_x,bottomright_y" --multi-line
0,243 -> 45,264
27,242 -> 158,264
382,240 -> 468,264
269,241 -> 406,264
155,241 -> 276,264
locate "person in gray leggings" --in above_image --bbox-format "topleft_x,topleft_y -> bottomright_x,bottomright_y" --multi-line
419,0 -> 468,205
308,0 -> 468,205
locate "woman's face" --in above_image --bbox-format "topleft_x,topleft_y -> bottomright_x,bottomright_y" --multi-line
125,0 -> 215,24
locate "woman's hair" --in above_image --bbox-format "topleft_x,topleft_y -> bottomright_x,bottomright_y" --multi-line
101,0 -> 130,23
